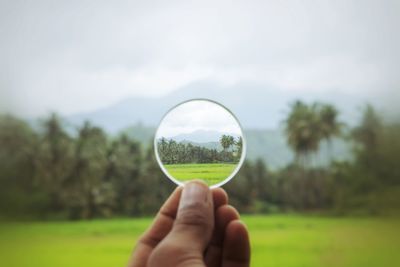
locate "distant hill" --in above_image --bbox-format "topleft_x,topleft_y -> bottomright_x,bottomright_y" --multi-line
168,129 -> 240,143
244,128 -> 352,169
123,124 -> 352,169
66,81 -> 359,168
67,81 -> 372,134
154,129 -> 239,152
178,140 -> 222,151
120,123 -> 155,144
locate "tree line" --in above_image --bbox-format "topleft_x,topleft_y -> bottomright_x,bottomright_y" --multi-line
157,135 -> 242,164
0,101 -> 399,220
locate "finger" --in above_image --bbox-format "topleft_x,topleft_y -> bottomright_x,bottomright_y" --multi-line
212,187 -> 228,209
130,185 -> 227,267
148,180 -> 214,267
205,205 -> 240,267
171,180 -> 214,250
129,186 -> 182,267
222,220 -> 251,267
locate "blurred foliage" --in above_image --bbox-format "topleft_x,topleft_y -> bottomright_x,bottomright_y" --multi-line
0,102 -> 399,220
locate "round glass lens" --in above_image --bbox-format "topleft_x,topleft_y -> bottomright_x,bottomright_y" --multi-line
154,99 -> 246,188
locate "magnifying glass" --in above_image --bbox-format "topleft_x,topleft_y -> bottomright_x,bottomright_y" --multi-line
154,99 -> 246,188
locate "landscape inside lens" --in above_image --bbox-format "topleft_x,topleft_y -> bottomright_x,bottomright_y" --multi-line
154,99 -> 246,188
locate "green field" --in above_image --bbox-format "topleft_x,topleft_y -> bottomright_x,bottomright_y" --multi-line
164,163 -> 237,185
1,215 -> 399,267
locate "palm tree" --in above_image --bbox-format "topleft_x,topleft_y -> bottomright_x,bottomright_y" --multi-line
236,136 -> 243,155
352,104 -> 382,166
69,121 -> 109,219
284,101 -> 322,168
220,134 -> 234,151
318,104 -> 342,161
167,139 -> 178,164
227,135 -> 235,150
40,113 -> 73,212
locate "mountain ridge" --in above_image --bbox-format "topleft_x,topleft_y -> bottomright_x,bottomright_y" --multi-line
67,80 -> 373,133
163,129 -> 240,143
125,124 -> 352,170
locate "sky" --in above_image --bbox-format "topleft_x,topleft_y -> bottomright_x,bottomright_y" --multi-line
155,100 -> 242,138
0,0 -> 399,117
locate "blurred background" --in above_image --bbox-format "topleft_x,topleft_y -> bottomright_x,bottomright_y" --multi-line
0,1 -> 399,266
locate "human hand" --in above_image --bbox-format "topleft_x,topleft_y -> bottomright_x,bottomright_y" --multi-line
128,180 -> 250,267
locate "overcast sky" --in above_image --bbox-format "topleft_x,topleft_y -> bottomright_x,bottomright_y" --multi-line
1,0 -> 399,117
156,100 -> 242,138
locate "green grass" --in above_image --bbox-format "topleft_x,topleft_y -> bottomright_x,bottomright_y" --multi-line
164,163 -> 237,185
0,215 -> 399,267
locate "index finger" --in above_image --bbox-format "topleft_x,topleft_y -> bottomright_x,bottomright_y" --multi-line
129,186 -> 182,267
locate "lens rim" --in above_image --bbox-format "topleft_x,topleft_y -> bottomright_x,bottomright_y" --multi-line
154,98 -> 247,188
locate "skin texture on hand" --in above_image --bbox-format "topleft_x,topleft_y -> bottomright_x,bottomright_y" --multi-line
128,180 -> 250,267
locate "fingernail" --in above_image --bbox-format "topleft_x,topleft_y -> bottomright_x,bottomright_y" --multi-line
180,181 -> 209,208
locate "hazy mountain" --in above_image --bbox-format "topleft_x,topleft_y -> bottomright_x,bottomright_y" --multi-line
120,122 -> 155,144
244,128 -> 352,168
155,129 -> 239,152
66,80 -> 357,169
124,124 -> 352,169
168,129 -> 240,143
67,80 -> 373,133
179,140 -> 222,151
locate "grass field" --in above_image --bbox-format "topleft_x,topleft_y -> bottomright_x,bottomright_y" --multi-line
0,215 -> 399,267
164,163 -> 237,184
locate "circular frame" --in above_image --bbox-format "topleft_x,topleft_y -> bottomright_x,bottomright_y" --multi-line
154,98 -> 247,188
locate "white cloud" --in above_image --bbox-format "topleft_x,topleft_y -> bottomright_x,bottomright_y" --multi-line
0,0 -> 399,117
156,100 -> 242,138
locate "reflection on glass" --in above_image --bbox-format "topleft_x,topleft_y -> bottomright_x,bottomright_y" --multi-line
154,99 -> 246,188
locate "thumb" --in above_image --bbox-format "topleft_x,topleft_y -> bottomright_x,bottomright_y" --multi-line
148,181 -> 214,267
172,180 -> 214,250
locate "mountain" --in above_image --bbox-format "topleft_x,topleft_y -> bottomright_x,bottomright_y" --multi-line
179,140 -> 222,151
168,129 -> 240,143
67,80 -> 374,133
124,124 -> 352,169
244,129 -> 352,168
120,122 -> 155,144
66,80 -> 359,168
